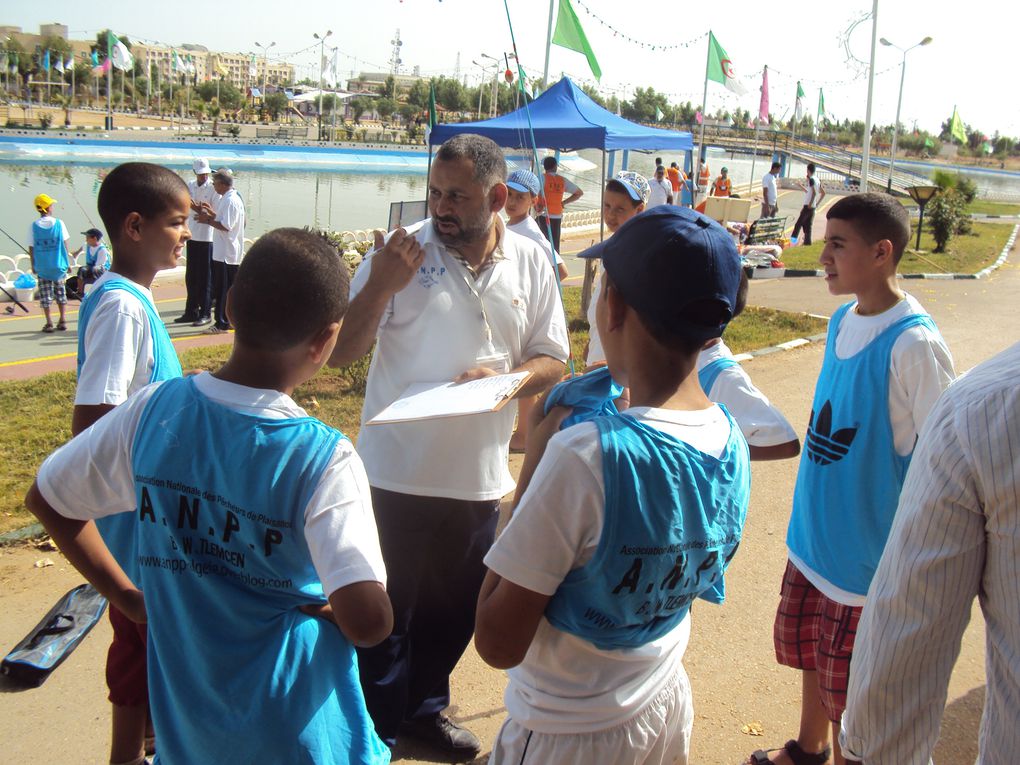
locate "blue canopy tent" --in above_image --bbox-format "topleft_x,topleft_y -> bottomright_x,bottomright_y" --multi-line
428,77 -> 696,213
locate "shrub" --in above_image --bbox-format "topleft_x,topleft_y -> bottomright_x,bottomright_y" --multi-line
926,189 -> 965,253
38,113 -> 53,129
955,176 -> 978,204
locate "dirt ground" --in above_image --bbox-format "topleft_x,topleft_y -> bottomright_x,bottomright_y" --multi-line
1,253 -> 1017,764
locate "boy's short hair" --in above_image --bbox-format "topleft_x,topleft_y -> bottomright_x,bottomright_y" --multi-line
97,163 -> 189,245
542,156 -> 558,172
580,207 -> 741,354
826,193 -> 911,263
770,161 -> 782,171
229,228 -> 349,351
807,162 -> 816,173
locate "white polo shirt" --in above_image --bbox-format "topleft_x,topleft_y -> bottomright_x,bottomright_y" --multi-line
352,218 -> 570,501
211,188 -> 245,265
647,177 -> 673,208
762,172 -> 778,205
187,177 -> 220,243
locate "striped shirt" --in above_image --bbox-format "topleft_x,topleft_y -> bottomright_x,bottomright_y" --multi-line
840,341 -> 1020,764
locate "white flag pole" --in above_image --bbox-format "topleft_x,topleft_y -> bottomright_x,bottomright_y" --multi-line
695,33 -> 711,204
860,0 -> 879,192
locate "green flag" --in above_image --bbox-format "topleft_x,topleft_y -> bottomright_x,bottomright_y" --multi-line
949,106 -> 966,144
817,88 -> 825,123
552,0 -> 601,80
795,81 -> 805,120
924,136 -> 935,149
655,106 -> 664,122
428,82 -> 437,128
706,31 -> 747,95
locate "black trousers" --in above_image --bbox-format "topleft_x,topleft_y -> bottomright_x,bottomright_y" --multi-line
792,205 -> 816,245
183,240 -> 213,319
536,215 -> 562,254
210,259 -> 238,330
356,487 -> 500,746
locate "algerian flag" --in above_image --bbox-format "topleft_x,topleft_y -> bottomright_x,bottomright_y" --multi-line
172,50 -> 180,71
655,106 -> 664,122
816,88 -> 825,132
65,57 -> 73,72
552,0 -> 601,81
249,55 -> 257,78
794,81 -> 804,121
949,106 -> 966,144
53,55 -> 65,74
706,32 -> 747,95
9,52 -> 19,74
109,33 -> 133,71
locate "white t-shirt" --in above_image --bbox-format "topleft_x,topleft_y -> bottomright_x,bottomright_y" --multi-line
352,218 -> 570,501
647,177 -> 673,208
40,373 -> 386,597
74,272 -> 159,406
506,216 -> 564,265
28,215 -> 69,249
211,188 -> 245,265
802,176 -> 821,208
790,292 -> 955,605
188,177 -> 220,243
484,405 -> 732,733
585,274 -> 605,366
762,172 -> 778,204
697,339 -> 797,447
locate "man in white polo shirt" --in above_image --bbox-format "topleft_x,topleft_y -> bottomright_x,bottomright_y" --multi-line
328,133 -> 569,761
761,161 -> 781,219
197,168 -> 245,333
174,158 -> 220,326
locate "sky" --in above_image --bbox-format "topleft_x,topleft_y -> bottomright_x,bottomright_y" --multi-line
6,0 -> 1019,137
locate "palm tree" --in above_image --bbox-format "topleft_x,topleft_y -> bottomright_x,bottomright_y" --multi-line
208,100 -> 222,136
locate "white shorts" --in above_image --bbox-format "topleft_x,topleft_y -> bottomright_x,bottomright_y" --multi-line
490,666 -> 694,765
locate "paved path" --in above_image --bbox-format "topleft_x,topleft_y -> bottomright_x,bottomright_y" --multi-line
0,239 -> 1015,765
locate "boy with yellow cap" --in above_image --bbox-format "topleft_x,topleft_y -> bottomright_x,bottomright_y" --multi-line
28,193 -> 72,332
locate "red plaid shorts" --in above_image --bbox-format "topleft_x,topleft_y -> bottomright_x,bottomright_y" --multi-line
773,560 -> 861,722
106,604 -> 148,706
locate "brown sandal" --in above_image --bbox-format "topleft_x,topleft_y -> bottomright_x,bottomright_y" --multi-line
748,740 -> 831,765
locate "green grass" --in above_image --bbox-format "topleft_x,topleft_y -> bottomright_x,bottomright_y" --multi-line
0,288 -> 826,534
780,221 -> 1015,274
965,200 -> 1020,216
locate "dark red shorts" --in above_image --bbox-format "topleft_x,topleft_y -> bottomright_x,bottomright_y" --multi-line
106,604 -> 148,707
773,560 -> 861,722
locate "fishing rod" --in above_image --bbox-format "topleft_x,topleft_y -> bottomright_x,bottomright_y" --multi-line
0,224 -> 33,312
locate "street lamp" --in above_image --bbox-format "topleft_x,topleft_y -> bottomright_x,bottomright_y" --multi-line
471,60 -> 491,118
880,35 -> 933,192
254,41 -> 275,119
313,30 -> 332,140
906,185 -> 939,251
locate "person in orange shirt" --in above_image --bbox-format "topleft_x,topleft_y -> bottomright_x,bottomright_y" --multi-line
536,156 -> 583,254
698,162 -> 711,194
666,162 -> 681,203
712,167 -> 733,197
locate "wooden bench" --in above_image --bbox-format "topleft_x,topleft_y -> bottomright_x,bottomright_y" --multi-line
745,216 -> 788,246
255,126 -> 309,139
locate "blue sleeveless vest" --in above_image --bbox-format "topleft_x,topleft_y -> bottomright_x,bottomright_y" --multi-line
698,357 -> 740,395
544,410 -> 751,650
787,302 -> 938,596
31,219 -> 70,281
131,377 -> 389,764
77,277 -> 183,585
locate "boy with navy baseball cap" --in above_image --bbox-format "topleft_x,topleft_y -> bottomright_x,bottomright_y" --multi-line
476,206 -> 751,765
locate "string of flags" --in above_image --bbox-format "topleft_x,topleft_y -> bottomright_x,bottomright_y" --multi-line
571,0 -> 706,52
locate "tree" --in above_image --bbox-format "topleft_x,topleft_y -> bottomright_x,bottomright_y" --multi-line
376,97 -> 397,123
621,86 -> 669,124
208,99 -> 222,136
379,75 -> 397,99
196,80 -> 243,110
350,96 -> 371,124
927,190 -> 964,253
579,83 -> 606,108
407,79 -> 430,109
433,76 -> 466,112
263,92 -> 288,121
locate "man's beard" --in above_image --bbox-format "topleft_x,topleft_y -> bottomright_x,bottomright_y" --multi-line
431,209 -> 492,247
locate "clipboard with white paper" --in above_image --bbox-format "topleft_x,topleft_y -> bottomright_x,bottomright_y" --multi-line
366,371 -> 532,425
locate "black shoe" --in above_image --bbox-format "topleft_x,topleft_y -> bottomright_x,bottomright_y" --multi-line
401,714 -> 481,762
174,314 -> 197,324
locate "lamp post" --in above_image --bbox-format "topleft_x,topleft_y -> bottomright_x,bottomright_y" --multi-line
880,36 -> 932,192
471,60 -> 489,118
906,185 -> 939,251
254,41 -> 275,120
313,30 -> 332,140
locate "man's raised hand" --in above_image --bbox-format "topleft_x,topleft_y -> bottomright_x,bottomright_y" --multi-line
365,228 -> 425,297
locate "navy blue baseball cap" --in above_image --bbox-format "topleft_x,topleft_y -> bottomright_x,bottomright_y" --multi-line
579,206 -> 741,342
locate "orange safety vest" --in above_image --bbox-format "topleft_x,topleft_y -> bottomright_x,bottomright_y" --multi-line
713,176 -> 732,196
542,174 -> 567,216
699,164 -> 711,186
666,166 -> 681,192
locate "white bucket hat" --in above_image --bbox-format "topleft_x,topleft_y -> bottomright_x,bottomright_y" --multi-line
193,158 -> 211,174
